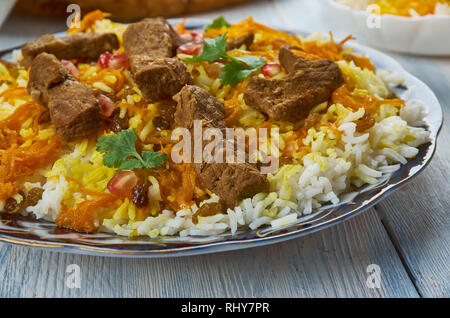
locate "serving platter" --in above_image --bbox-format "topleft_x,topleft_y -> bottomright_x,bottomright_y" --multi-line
0,21 -> 443,257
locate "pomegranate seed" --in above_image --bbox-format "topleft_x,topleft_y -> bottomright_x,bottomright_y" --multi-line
177,42 -> 203,55
261,62 -> 282,77
190,31 -> 203,43
107,170 -> 138,197
98,51 -> 112,69
108,53 -> 130,70
98,94 -> 115,117
61,59 -> 80,80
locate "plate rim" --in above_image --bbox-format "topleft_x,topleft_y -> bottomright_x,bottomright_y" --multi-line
0,20 -> 443,258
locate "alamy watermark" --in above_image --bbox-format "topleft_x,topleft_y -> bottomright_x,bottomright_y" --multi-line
170,120 -> 280,174
66,4 -> 81,29
366,4 -> 381,29
366,264 -> 381,289
66,264 -> 81,289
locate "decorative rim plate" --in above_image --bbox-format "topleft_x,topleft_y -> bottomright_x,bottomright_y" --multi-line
0,21 -> 443,257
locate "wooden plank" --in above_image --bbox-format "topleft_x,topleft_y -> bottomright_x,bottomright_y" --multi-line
374,55 -> 450,298
0,209 -> 419,298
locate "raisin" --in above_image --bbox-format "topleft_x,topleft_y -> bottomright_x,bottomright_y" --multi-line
152,116 -> 170,131
26,187 -> 44,207
356,112 -> 375,132
153,144 -> 162,152
106,108 -> 129,133
132,183 -> 149,208
4,197 -> 19,213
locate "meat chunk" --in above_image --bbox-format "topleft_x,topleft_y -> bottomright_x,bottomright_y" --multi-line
123,17 -> 184,57
123,17 -> 192,103
27,53 -> 102,141
174,85 -> 225,130
48,80 -> 102,141
21,33 -> 119,68
27,53 -> 69,105
195,162 -> 269,208
226,33 -> 255,51
129,55 -> 192,103
174,85 -> 269,208
244,46 -> 344,122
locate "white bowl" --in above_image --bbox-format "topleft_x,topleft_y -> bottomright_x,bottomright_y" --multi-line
322,0 -> 450,55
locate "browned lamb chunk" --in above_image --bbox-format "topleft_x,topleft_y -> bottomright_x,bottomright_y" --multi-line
226,33 -> 255,51
243,46 -> 344,122
174,85 -> 269,208
27,53 -> 69,105
195,162 -> 269,208
173,84 -> 226,130
123,17 -> 192,103
48,80 -> 103,141
123,17 -> 184,57
21,32 -> 119,68
26,53 -> 102,142
129,55 -> 192,103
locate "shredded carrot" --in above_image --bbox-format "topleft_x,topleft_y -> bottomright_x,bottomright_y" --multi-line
67,10 -> 110,34
0,87 -> 28,101
0,102 -> 43,131
348,54 -> 376,72
0,97 -> 59,200
55,176 -> 120,232
302,33 -> 355,62
204,17 -> 303,50
175,18 -> 189,34
56,193 -> 118,233
0,137 -> 61,199
331,86 -> 404,112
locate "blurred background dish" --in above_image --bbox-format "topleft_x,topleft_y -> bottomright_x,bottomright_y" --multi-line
0,0 -> 16,28
15,0 -> 254,22
322,0 -> 450,55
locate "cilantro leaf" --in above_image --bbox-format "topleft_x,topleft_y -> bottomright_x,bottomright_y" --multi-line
220,56 -> 266,87
184,33 -> 228,63
183,34 -> 266,87
233,56 -> 266,69
118,158 -> 144,171
96,129 -> 167,172
142,151 -> 167,169
97,129 -> 140,168
205,16 -> 230,30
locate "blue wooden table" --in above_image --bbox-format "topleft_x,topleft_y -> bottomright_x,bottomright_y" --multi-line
0,0 -> 448,298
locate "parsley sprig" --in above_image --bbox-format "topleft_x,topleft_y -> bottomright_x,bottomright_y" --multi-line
183,34 -> 266,87
205,16 -> 230,30
97,129 -> 167,172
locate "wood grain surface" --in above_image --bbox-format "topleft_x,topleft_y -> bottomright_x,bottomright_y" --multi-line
0,0 -> 448,298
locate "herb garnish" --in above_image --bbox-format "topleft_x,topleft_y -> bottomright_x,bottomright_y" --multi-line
97,129 -> 167,171
205,16 -> 231,30
184,34 -> 266,87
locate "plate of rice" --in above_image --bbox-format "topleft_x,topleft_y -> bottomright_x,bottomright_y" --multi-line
322,0 -> 450,55
0,12 -> 442,257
